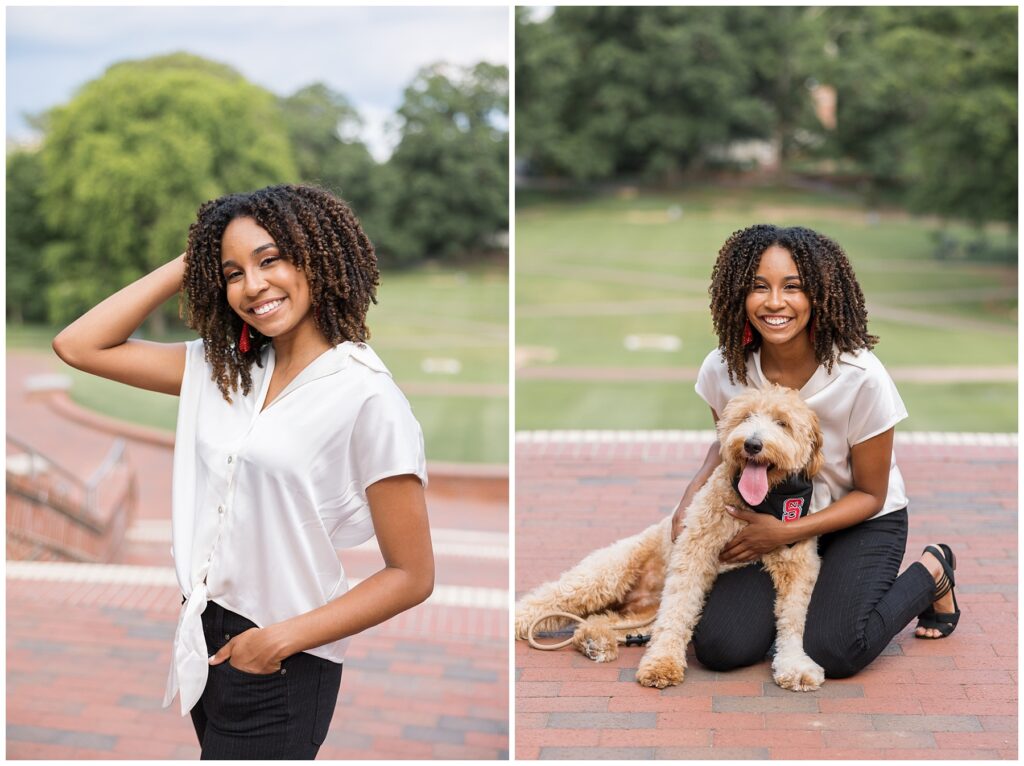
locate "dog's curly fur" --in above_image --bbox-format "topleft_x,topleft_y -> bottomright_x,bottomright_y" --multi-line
515,384 -> 827,691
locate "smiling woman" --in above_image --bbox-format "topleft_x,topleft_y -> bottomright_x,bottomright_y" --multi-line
668,224 -> 962,680
182,186 -> 380,405
52,184 -> 434,759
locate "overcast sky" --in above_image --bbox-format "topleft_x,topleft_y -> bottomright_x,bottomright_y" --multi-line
6,6 -> 508,160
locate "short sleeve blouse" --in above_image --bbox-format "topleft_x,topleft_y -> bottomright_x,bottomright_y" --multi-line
695,346 -> 908,519
163,339 -> 427,715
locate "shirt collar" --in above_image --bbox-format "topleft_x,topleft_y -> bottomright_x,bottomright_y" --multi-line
260,342 -> 390,413
751,345 -> 853,399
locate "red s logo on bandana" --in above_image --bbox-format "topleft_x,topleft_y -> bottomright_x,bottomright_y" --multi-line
782,498 -> 804,522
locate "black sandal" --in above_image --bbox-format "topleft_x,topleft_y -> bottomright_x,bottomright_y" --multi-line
914,544 -> 960,639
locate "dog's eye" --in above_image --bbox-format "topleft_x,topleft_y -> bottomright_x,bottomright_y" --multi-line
775,420 -> 788,429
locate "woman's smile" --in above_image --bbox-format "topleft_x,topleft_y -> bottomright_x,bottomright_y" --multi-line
249,297 -> 286,318
758,314 -> 794,329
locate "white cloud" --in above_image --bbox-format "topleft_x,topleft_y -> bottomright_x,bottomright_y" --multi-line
6,6 -> 509,142
358,103 -> 402,163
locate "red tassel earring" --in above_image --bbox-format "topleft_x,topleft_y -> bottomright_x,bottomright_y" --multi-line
239,324 -> 251,353
742,320 -> 754,346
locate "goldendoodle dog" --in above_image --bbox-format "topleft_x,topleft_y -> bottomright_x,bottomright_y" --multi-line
515,384 -> 826,692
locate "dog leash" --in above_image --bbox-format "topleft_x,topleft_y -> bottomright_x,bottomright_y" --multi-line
527,611 -> 656,650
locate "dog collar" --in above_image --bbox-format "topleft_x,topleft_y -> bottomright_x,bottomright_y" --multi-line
732,472 -> 813,524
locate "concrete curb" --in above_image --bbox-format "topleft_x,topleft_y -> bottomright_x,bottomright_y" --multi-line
516,429 -> 1018,447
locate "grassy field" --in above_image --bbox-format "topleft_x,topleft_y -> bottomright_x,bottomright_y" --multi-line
516,185 -> 1017,432
9,264 -> 508,464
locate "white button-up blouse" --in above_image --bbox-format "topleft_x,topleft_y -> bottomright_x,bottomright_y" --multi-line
163,339 -> 427,715
695,346 -> 908,520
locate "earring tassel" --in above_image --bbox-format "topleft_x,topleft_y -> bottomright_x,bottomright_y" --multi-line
742,321 -> 754,346
239,324 -> 251,353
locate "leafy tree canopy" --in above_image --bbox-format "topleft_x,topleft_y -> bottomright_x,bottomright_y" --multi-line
384,61 -> 509,265
278,82 -> 389,246
823,6 -> 1018,225
519,6 -> 1017,228
7,150 -> 53,323
517,7 -> 821,181
39,52 -> 297,325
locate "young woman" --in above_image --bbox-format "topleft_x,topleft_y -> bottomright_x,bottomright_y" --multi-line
669,224 -> 960,679
53,184 -> 434,759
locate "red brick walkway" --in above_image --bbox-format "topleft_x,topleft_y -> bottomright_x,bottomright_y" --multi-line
7,350 -> 508,759
515,434 -> 1017,760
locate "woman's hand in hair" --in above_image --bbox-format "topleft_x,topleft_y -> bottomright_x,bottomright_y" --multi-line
52,252 -> 187,395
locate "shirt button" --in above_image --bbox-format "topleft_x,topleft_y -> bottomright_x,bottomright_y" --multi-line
281,668 -> 287,675
218,505 -> 225,515
224,634 -> 230,641
227,456 -> 233,464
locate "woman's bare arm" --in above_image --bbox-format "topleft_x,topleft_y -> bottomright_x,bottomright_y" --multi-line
671,408 -> 721,541
213,474 -> 434,672
51,253 -> 188,395
778,427 -> 894,541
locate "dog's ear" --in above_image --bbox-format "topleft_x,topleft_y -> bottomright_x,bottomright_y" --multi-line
806,408 -> 825,478
716,393 -> 746,445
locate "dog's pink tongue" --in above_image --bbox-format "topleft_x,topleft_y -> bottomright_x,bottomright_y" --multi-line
738,461 -> 769,506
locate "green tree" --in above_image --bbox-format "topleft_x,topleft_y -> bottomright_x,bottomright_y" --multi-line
39,53 -> 297,331
822,7 -> 1017,225
515,7 -> 581,177
898,7 -> 1017,227
6,149 -> 53,323
279,84 -> 378,206
728,7 -> 827,168
517,7 -> 792,182
518,5 -> 1017,235
278,83 -> 393,254
383,62 -> 509,265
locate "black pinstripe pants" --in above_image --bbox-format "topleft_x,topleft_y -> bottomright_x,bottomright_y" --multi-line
189,600 -> 343,760
691,508 -> 936,678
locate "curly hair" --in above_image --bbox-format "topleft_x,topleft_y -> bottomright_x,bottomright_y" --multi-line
709,224 -> 878,385
181,184 -> 379,401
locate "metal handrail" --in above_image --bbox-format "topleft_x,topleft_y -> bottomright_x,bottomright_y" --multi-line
85,438 -> 128,513
6,434 -> 137,560
6,434 -> 89,498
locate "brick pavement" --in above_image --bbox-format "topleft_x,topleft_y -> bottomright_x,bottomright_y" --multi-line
7,574 -> 507,760
7,349 -> 509,759
515,433 -> 1017,760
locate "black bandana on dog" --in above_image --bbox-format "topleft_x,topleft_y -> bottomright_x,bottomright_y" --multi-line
732,472 -> 813,524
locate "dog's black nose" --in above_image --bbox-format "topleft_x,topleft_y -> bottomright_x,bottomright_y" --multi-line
744,437 -> 763,455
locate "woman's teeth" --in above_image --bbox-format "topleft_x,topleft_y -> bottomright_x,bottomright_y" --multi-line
252,299 -> 283,316
762,317 -> 791,327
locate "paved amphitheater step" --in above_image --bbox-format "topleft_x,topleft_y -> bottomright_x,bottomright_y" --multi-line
8,548 -> 508,759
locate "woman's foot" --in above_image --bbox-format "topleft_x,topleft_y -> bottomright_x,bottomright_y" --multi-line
916,544 -> 958,638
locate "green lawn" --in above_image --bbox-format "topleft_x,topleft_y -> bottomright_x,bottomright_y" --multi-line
516,186 -> 1017,432
517,380 -> 1018,434
9,264 -> 509,464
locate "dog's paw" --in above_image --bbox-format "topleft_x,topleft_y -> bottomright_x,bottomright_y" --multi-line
772,654 -> 824,692
635,655 -> 685,689
572,627 -> 618,662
